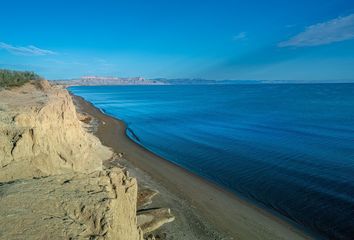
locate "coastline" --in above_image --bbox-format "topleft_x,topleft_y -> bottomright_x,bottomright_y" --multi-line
72,93 -> 312,240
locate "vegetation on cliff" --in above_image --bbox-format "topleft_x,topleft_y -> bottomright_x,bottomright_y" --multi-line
0,69 -> 43,88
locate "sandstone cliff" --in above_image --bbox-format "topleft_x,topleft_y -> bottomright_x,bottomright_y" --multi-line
0,81 -> 143,240
0,82 -> 112,180
0,168 -> 142,240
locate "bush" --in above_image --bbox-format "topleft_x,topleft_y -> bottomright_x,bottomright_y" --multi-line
0,69 -> 43,88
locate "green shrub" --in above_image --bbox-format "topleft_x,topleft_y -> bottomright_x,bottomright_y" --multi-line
0,69 -> 43,88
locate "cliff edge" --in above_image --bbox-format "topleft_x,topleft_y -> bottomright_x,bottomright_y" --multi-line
0,81 -> 143,240
0,81 -> 112,180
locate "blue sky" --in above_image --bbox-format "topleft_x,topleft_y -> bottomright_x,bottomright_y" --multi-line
1,0 -> 354,81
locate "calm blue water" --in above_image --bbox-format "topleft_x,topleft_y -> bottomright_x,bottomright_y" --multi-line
70,84 -> 354,240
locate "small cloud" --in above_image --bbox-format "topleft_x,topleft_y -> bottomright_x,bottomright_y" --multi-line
279,13 -> 354,47
0,42 -> 57,56
233,32 -> 247,41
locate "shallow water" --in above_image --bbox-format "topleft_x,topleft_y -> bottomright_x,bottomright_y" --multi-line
70,84 -> 354,240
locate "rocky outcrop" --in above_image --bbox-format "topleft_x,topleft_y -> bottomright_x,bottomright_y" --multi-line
137,208 -> 175,234
0,81 -> 143,240
0,168 -> 142,240
136,188 -> 175,235
137,188 -> 159,208
0,82 -> 112,181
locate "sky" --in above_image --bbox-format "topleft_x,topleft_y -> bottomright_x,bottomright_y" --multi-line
1,0 -> 354,81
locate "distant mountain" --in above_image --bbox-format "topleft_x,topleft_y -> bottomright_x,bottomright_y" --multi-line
154,78 -> 262,85
51,76 -> 167,86
51,76 -> 265,86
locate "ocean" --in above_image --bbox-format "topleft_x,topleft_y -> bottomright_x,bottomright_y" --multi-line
69,84 -> 354,240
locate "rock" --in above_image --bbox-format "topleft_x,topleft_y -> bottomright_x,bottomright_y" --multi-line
77,112 -> 93,124
0,168 -> 143,240
0,82 -> 112,181
137,188 -> 159,208
145,234 -> 156,240
137,208 -> 175,234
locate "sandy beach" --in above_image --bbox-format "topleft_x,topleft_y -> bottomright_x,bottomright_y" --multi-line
72,94 -> 312,240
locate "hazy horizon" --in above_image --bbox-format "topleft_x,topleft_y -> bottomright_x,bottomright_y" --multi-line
51,75 -> 354,84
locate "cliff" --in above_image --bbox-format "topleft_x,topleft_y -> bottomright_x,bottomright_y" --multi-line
0,81 -> 113,180
0,81 -> 143,240
0,168 -> 142,240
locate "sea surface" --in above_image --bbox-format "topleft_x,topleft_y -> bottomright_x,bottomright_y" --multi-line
70,84 -> 354,240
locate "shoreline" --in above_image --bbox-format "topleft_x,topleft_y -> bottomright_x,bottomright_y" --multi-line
72,93 -> 312,240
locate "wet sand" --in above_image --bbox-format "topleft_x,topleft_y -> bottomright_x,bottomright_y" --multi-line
72,94 -> 312,240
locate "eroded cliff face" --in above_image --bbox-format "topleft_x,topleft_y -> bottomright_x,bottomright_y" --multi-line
0,82 -> 112,180
0,168 -> 143,240
0,81 -> 143,240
